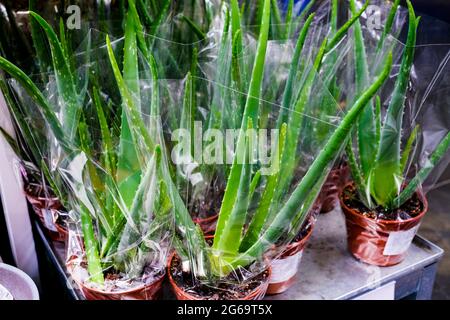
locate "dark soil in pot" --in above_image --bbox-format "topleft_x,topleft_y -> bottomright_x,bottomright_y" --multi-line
340,183 -> 427,267
168,254 -> 270,300
67,259 -> 165,300
168,235 -> 270,300
341,184 -> 423,221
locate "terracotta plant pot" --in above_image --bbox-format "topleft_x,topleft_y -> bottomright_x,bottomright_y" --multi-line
24,186 -> 68,242
67,260 -> 165,300
168,236 -> 271,300
320,163 -> 351,214
266,225 -> 314,295
340,183 -> 428,267
193,214 -> 218,235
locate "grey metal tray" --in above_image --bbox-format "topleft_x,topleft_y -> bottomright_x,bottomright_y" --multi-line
266,208 -> 444,300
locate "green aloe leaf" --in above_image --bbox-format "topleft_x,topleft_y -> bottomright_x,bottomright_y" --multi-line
0,57 -> 66,149
370,2 -> 419,207
116,11 -> 142,208
239,123 -> 287,252
29,0 -> 51,78
376,0 -> 401,53
215,119 -> 255,256
325,1 -> 369,53
213,0 -> 271,250
231,0 -> 248,98
29,12 -> 80,143
394,132 -> 450,208
231,53 -> 393,269
276,13 -> 315,128
349,0 -> 377,179
400,125 -> 419,174
80,206 -> 104,284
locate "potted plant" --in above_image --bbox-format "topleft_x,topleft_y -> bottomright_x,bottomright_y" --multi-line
319,0 -> 408,214
0,5 -> 177,299
0,0 -> 137,242
166,0 -> 393,300
341,0 -> 450,266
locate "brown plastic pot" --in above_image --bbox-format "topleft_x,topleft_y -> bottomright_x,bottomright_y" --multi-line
320,164 -> 351,214
24,187 -> 68,242
67,260 -> 165,300
193,214 -> 218,235
168,236 -> 271,300
340,183 -> 428,267
267,223 -> 314,295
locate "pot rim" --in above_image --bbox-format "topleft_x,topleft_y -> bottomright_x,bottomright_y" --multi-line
67,260 -> 166,296
340,182 -> 428,225
193,214 -> 219,224
279,223 -> 314,258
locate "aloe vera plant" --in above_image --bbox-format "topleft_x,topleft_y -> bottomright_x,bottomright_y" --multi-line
168,0 -> 393,282
0,8 -> 176,287
345,0 -> 450,211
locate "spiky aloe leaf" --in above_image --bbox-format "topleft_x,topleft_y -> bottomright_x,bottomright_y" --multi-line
214,119 -> 255,258
270,0 -> 283,39
239,123 -> 287,252
284,0 -> 294,39
292,0 -> 316,37
29,12 -> 80,143
135,0 -> 154,30
128,0 -> 151,61
376,0 -> 401,53
28,0 -> 51,77
157,150 -> 209,277
78,120 -> 114,236
231,0 -> 248,97
229,53 -> 393,269
0,126 -> 20,155
400,125 -> 419,174
349,0 -> 377,179
277,38 -> 328,194
325,1 -> 369,53
92,88 -> 115,177
181,15 -> 206,40
239,0 -> 270,127
213,0 -> 271,250
116,11 -> 143,209
115,145 -> 160,266
80,204 -> 104,284
148,0 -> 171,47
393,132 -> 450,208
0,57 -> 66,149
276,13 -> 315,128
331,0 -> 338,35
370,2 -> 419,207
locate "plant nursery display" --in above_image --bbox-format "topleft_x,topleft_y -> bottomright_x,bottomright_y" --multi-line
0,0 -> 449,301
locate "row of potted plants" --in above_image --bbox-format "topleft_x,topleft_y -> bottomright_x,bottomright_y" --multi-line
0,0 -> 449,300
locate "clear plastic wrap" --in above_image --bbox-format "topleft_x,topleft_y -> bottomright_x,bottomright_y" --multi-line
341,1 -> 450,266
2,0 -> 445,300
163,0 -> 394,299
